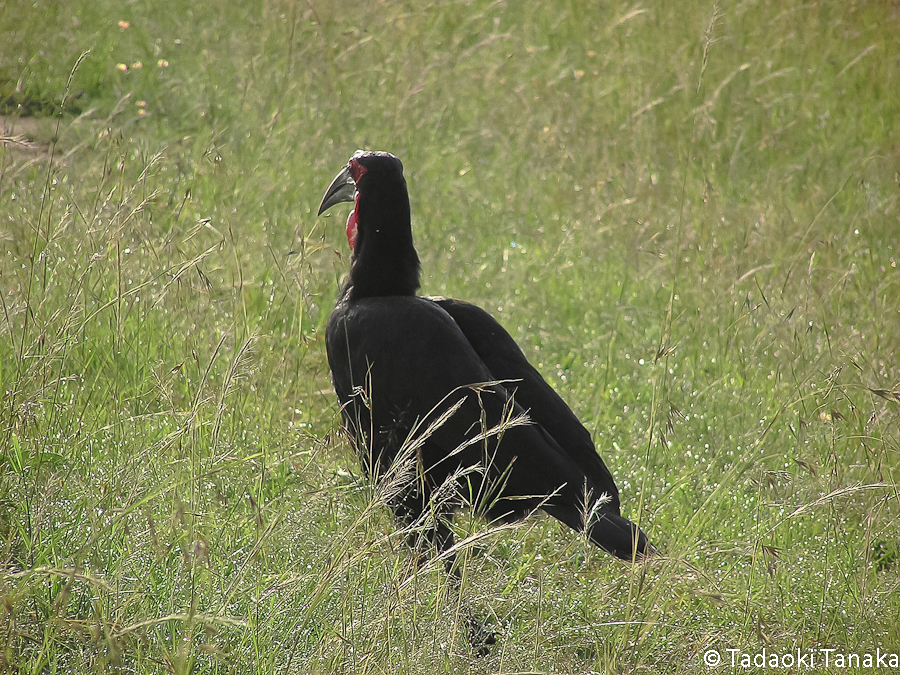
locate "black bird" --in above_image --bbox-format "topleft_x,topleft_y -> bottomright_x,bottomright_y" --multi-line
318,150 -> 651,568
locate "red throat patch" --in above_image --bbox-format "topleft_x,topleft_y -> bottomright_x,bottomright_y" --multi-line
346,192 -> 360,251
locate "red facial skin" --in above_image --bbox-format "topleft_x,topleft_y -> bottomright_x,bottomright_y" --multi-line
346,158 -> 368,251
346,193 -> 359,251
348,157 -> 368,183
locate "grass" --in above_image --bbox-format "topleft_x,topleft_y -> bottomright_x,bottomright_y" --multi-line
1,0 -> 899,672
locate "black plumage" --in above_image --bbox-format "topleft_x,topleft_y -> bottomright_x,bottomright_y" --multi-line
319,151 -> 651,564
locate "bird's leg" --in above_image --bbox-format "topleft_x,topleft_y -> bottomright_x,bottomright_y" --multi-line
434,529 -> 498,657
393,496 -> 498,655
447,574 -> 498,657
465,612 -> 497,657
388,487 -> 457,573
431,518 -> 457,577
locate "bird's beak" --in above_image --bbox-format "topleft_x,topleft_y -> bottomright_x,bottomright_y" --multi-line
318,165 -> 357,216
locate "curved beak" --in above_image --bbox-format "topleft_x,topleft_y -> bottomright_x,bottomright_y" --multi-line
317,165 -> 356,216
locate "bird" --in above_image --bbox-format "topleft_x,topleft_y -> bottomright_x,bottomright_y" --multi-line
317,150 -> 652,571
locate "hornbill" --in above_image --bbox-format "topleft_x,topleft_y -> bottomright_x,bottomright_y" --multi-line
318,151 -> 651,572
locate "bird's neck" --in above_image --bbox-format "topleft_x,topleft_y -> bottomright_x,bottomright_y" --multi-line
347,186 -> 421,300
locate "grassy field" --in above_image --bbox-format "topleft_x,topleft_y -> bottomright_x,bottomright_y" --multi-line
2,0 -> 899,672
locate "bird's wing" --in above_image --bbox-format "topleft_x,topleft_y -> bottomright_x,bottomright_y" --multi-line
428,296 -> 620,511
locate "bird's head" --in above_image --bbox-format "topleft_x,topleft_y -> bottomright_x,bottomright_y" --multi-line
317,150 -> 406,252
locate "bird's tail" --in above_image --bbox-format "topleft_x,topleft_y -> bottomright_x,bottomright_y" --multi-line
587,511 -> 654,561
543,501 -> 653,561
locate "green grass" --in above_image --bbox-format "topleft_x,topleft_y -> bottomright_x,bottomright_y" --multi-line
2,0 -> 899,672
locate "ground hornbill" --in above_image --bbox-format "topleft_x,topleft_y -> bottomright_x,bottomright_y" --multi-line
318,150 -> 652,572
